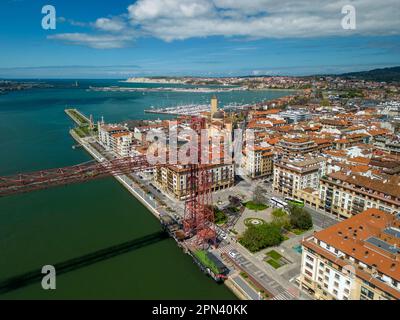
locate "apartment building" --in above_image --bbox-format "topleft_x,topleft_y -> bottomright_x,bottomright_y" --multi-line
110,132 -> 133,157
276,137 -> 319,156
279,109 -> 311,124
319,172 -> 400,219
273,157 -> 326,198
154,163 -> 234,200
333,133 -> 370,150
98,124 -> 128,150
294,187 -> 321,209
242,145 -> 274,179
300,208 -> 400,300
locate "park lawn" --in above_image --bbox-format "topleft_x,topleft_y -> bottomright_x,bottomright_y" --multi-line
244,201 -> 268,211
73,125 -> 91,138
69,109 -> 89,125
266,250 -> 283,260
266,259 -> 281,269
272,208 -> 287,217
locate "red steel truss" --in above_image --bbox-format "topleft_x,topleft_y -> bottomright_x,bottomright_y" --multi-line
183,117 -> 216,248
0,155 -> 150,197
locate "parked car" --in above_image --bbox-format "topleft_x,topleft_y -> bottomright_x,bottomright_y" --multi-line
228,250 -> 239,259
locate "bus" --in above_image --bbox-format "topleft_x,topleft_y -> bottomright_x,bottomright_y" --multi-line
285,197 -> 305,208
270,197 -> 288,209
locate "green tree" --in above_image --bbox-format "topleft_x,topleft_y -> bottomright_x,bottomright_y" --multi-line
214,207 -> 228,225
239,223 -> 283,252
289,205 -> 313,231
272,209 -> 291,229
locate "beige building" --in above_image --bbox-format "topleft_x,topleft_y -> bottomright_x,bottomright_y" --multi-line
242,145 -> 274,179
273,157 -> 326,198
300,208 -> 400,300
154,163 -> 234,200
276,136 -> 319,156
294,187 -> 321,209
319,172 -> 400,219
98,124 -> 128,150
110,132 -> 133,157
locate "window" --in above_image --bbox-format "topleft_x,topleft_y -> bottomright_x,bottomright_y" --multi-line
361,286 -> 374,300
305,262 -> 313,270
334,282 -> 339,288
333,289 -> 338,296
306,255 -> 314,262
335,274 -> 340,280
325,268 -> 330,274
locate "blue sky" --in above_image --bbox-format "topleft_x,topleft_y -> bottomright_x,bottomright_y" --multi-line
0,0 -> 399,78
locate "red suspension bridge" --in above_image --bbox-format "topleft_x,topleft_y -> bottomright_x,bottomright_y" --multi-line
0,155 -> 151,197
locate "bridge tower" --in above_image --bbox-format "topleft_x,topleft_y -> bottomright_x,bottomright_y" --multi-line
183,117 -> 216,248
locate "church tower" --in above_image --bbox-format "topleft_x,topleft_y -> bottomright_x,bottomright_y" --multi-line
210,95 -> 218,117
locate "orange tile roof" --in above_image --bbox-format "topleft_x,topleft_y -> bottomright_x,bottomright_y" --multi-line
348,165 -> 370,173
368,129 -> 390,136
327,172 -> 400,199
348,156 -> 371,165
310,208 -> 400,282
112,132 -> 131,138
266,137 -> 280,145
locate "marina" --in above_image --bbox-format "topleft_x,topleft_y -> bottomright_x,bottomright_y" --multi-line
87,86 -> 246,94
145,103 -> 253,116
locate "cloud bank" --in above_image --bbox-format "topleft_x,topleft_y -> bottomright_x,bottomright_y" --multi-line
49,0 -> 400,48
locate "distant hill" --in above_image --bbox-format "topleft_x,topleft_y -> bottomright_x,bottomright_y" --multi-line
339,66 -> 400,82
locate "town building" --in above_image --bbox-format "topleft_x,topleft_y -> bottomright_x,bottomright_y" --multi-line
110,131 -> 133,157
300,208 -> 400,300
279,109 -> 311,124
276,136 -> 320,156
242,144 -> 274,179
273,156 -> 326,198
154,163 -> 235,200
319,172 -> 400,219
98,124 -> 128,150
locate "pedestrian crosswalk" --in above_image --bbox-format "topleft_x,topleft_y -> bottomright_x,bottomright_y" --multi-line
271,291 -> 297,300
218,243 -> 236,255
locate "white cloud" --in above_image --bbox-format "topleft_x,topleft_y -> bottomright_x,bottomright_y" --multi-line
47,33 -> 133,49
94,18 -> 126,32
128,0 -> 400,41
49,0 -> 400,48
